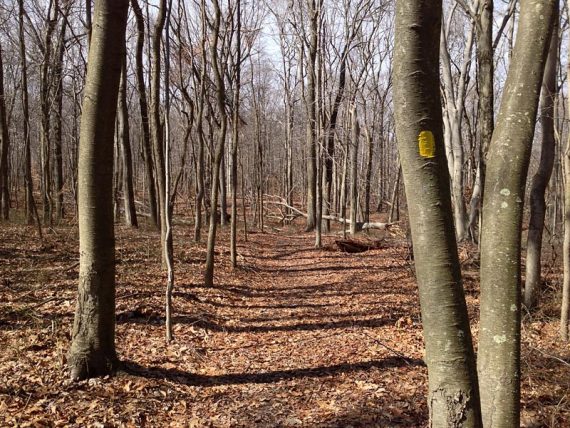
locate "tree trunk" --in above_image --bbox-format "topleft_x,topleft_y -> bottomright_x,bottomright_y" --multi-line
131,0 -> 158,229
68,0 -> 128,380
220,153 -> 228,226
326,43 -> 349,232
204,0 -> 228,288
164,4 -> 174,342
305,0 -> 319,232
440,21 -> 474,241
230,0 -> 241,268
388,167 -> 401,223
560,1 -> 570,342
561,132 -> 570,340
54,6 -> 70,222
349,107 -> 359,236
340,130 -> 349,239
470,0 -> 494,236
151,0 -> 168,264
18,0 -> 36,226
251,67 -> 264,232
285,101 -> 293,216
0,45 -> 10,221
364,125 -> 374,224
194,4 -> 208,243
524,6 -> 558,309
478,1 -> 555,425
85,0 -> 92,47
40,0 -> 57,226
118,58 -> 138,228
394,1 -> 481,425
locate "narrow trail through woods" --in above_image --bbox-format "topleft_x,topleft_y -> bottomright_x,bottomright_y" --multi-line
117,229 -> 428,426
1,224 -> 568,426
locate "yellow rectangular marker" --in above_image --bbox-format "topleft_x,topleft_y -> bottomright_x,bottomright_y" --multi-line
418,130 -> 435,158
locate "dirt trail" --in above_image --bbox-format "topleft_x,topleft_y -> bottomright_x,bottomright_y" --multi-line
1,223 -> 568,426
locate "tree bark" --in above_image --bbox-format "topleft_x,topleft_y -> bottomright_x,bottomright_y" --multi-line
220,154 -> 228,227
524,5 -> 558,309
478,1 -> 555,425
349,107 -> 359,236
561,126 -> 570,340
85,0 -> 92,47
131,0 -> 158,228
469,0 -> 494,236
68,0 -> 128,380
164,1 -> 174,342
53,5 -> 70,222
394,1 -> 481,425
364,125 -> 374,225
151,0 -> 169,264
326,42 -> 349,231
193,3 -> 208,243
388,167 -> 401,223
440,19 -> 474,241
204,0 -> 228,287
0,45 -> 10,221
304,0 -> 319,231
230,0 -> 241,268
40,0 -> 57,225
118,57 -> 138,228
560,1 -> 570,341
18,0 -> 36,226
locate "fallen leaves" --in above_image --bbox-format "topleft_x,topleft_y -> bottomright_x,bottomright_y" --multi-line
0,221 -> 568,426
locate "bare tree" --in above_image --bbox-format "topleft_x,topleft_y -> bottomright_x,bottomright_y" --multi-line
393,1 -> 481,425
524,7 -> 558,309
151,0 -> 169,264
0,43 -> 10,221
118,57 -> 138,228
18,0 -> 37,226
68,0 -> 129,381
440,8 -> 474,241
204,0 -> 229,287
230,0 -> 241,268
39,0 -> 58,225
131,0 -> 158,228
478,0 -> 556,424
53,2 -> 71,222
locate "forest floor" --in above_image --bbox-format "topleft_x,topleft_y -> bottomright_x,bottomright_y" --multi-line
0,216 -> 569,427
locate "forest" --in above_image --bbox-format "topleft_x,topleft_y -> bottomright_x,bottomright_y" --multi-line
1,0 -> 569,426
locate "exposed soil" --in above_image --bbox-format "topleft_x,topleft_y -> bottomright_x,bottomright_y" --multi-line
0,219 -> 568,427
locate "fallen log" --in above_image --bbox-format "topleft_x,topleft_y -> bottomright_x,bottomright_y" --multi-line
265,198 -> 393,230
335,239 -> 383,253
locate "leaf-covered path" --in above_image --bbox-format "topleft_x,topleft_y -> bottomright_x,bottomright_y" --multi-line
1,223 -> 568,426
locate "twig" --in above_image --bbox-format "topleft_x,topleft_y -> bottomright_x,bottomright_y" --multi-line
529,344 -> 570,367
357,329 -> 415,365
9,296 -> 70,315
63,262 -> 80,272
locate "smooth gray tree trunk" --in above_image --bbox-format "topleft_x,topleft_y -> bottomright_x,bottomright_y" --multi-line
394,1 -> 481,425
478,1 -> 556,425
118,58 -> 138,228
524,6 -> 558,308
204,0 -> 228,287
68,0 -> 128,380
40,1 -> 57,226
131,0 -> 158,229
0,45 -> 10,221
151,0 -> 168,264
230,0 -> 241,268
18,0 -> 36,226
561,2 -> 570,341
304,0 -> 319,232
349,107 -> 359,236
469,0 -> 494,238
